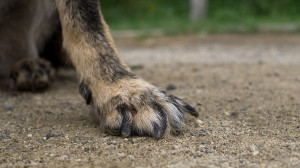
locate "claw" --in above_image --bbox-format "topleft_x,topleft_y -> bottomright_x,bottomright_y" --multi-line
153,123 -> 162,139
170,95 -> 199,117
118,105 -> 132,137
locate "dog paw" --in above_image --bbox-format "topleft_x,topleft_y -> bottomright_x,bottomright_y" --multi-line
80,79 -> 198,139
10,58 -> 55,91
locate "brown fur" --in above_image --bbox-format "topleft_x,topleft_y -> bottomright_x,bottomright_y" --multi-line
0,0 -> 198,139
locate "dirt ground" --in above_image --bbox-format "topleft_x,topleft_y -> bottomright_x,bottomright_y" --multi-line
0,34 -> 299,168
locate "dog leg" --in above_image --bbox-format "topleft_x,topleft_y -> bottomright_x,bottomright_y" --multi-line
54,0 -> 198,138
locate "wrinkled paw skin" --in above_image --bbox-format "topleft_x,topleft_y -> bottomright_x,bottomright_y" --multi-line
9,58 -> 55,91
81,79 -> 198,139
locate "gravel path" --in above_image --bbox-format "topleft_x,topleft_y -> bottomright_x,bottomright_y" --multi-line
0,34 -> 299,168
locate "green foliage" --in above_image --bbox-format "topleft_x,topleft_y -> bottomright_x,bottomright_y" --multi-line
209,0 -> 300,21
100,0 -> 300,33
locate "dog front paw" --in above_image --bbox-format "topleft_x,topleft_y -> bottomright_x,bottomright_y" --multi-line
81,79 -> 198,139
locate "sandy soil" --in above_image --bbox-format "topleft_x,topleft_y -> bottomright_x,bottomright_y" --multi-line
0,34 -> 299,168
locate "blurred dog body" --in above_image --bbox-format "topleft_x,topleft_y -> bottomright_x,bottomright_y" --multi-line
0,0 -> 57,85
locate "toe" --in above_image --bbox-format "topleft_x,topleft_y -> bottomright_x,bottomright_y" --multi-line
169,95 -> 198,117
152,103 -> 168,139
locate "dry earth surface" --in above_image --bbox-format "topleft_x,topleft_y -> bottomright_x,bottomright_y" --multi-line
0,34 -> 299,168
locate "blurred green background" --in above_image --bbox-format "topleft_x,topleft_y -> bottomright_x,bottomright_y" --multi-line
100,0 -> 300,34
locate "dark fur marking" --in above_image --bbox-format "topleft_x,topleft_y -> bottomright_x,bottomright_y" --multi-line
108,95 -> 123,108
151,102 -> 167,139
153,123 -> 161,139
66,0 -> 104,36
97,37 -> 137,82
117,104 -> 132,137
79,82 -> 92,105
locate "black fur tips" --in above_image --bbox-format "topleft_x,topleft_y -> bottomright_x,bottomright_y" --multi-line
169,95 -> 199,117
151,102 -> 168,139
118,104 -> 132,137
79,82 -> 92,105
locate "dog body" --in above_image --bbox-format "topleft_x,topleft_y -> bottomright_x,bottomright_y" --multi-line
0,0 -> 57,84
0,0 -> 197,138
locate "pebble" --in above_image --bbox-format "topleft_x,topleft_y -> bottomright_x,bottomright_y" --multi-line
224,111 -> 231,116
108,140 -> 119,145
27,134 -> 33,138
196,119 -> 204,126
205,149 -> 213,154
128,155 -> 135,160
250,145 -> 259,156
45,133 -> 57,140
1,130 -> 7,137
231,112 -> 239,117
173,145 -> 179,150
49,154 -> 56,157
248,163 -> 260,168
199,132 -> 208,136
45,111 -> 62,116
60,155 -> 70,159
189,132 -> 196,136
130,65 -> 144,70
239,158 -> 248,165
166,84 -> 177,91
6,104 -> 15,111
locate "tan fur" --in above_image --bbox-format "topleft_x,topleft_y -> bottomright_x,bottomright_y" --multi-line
0,0 -> 197,138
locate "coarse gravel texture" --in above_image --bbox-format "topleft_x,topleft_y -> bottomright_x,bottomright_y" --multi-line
0,34 -> 299,168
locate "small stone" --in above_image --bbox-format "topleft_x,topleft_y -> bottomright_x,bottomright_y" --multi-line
60,155 -> 70,159
84,147 -> 89,152
27,134 -> 33,138
224,111 -> 230,116
250,144 -> 259,156
1,130 -> 7,137
30,161 -> 39,166
166,84 -> 177,91
173,145 -> 179,150
199,132 -> 208,136
239,158 -> 248,165
231,112 -> 239,117
221,162 -> 230,167
102,137 -> 110,141
252,150 -> 259,156
248,163 -> 260,168
130,65 -> 144,70
6,104 -> 15,110
75,159 -> 82,162
49,153 -> 56,157
189,132 -> 196,136
45,133 -> 57,140
196,119 -> 204,126
111,140 -> 119,145
107,140 -> 119,145
45,111 -> 62,116
128,155 -> 135,160
205,149 -> 213,154
241,107 -> 247,111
